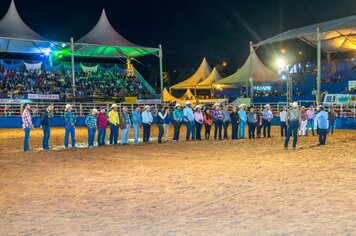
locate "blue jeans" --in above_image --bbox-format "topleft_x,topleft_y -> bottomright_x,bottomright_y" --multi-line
263,119 -> 271,137
109,124 -> 119,144
223,121 -> 230,139
239,121 -> 246,138
87,127 -> 96,147
214,120 -> 222,140
42,126 -> 50,148
64,125 -> 76,148
143,123 -> 151,142
121,123 -> 130,144
133,123 -> 140,144
328,121 -> 335,134
248,122 -> 256,138
185,121 -> 195,140
158,123 -> 164,143
285,120 -> 299,148
306,118 -> 314,135
97,128 -> 106,146
231,122 -> 238,139
319,128 -> 327,145
280,121 -> 287,137
24,128 -> 31,152
173,120 -> 181,141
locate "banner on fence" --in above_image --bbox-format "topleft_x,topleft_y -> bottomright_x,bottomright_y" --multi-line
349,80 -> 356,90
28,94 -> 59,100
121,97 -> 137,104
323,94 -> 356,104
136,99 -> 161,105
0,99 -> 32,104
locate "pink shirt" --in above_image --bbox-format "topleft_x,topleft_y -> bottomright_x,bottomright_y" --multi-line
306,109 -> 315,119
194,111 -> 204,123
21,109 -> 33,129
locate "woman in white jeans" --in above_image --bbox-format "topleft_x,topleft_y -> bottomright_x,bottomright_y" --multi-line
162,107 -> 171,142
298,106 -> 308,136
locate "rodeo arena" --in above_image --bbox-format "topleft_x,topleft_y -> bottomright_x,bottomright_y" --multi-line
0,1 -> 355,235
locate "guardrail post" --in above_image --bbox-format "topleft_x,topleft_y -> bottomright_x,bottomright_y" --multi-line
4,104 -> 7,117
80,103 -> 83,116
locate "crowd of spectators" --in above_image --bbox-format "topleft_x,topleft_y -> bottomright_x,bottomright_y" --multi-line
0,65 -> 154,101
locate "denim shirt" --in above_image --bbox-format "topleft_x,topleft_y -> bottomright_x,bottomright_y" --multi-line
131,111 -> 142,124
222,110 -> 231,122
64,111 -> 76,125
173,109 -> 183,122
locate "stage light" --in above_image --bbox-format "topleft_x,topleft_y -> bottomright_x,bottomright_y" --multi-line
61,43 -> 67,48
299,51 -> 302,55
276,58 -> 286,69
59,55 -> 63,58
222,62 -> 227,67
281,48 -> 286,54
44,49 -> 51,56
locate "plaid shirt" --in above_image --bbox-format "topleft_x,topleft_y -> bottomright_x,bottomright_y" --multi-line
85,114 -> 97,128
22,109 -> 33,129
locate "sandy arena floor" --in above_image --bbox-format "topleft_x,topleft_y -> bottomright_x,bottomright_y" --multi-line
0,126 -> 355,235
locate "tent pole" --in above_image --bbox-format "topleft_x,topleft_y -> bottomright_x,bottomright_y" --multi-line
316,27 -> 321,104
159,44 -> 164,104
249,41 -> 254,104
70,37 -> 76,97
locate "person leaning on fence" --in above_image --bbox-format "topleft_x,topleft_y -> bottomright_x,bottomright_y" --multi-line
230,106 -> 239,140
64,104 -> 76,148
315,105 -> 329,145
183,101 -> 196,141
108,104 -> 120,145
85,109 -> 98,148
212,103 -> 223,140
157,105 -> 167,144
238,104 -> 247,139
328,107 -> 337,134
262,104 -> 273,138
284,102 -> 301,150
22,103 -> 34,152
172,103 -> 183,141
203,108 -> 213,140
141,105 -> 153,142
194,105 -> 204,140
97,107 -> 108,146
120,106 -> 131,145
279,107 -> 288,137
131,106 -> 142,144
41,105 -> 53,150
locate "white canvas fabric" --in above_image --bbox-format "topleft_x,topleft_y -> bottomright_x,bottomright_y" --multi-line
195,67 -> 222,89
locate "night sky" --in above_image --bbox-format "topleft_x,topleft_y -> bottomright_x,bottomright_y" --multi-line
1,0 -> 355,76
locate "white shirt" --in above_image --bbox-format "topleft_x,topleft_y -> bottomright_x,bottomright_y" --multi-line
279,111 -> 288,122
141,111 -> 153,124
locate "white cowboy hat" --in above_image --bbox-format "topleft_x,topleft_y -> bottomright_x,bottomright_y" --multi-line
185,101 -> 191,105
92,108 -> 99,114
144,105 -> 151,110
194,105 -> 202,110
291,102 -> 298,108
213,103 -> 220,108
111,103 -> 118,109
264,104 -> 271,107
238,103 -> 246,108
175,103 -> 181,108
65,104 -> 73,111
301,106 -> 306,109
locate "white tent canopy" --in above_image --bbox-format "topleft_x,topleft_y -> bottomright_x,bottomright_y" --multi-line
179,89 -> 196,100
0,0 -> 56,54
195,67 -> 222,89
170,57 -> 212,90
254,14 -> 356,53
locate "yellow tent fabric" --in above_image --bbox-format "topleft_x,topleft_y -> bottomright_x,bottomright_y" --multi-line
179,89 -> 196,100
170,57 -> 212,90
163,87 -> 179,102
195,67 -> 222,89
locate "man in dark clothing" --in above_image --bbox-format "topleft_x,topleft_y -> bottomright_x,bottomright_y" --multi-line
41,105 -> 53,149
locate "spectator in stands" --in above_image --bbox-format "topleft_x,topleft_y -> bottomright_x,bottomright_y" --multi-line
157,105 -> 167,144
142,105 -> 153,142
328,107 -> 337,134
212,103 -> 223,140
279,107 -> 287,137
163,107 -> 171,142
183,102 -> 195,141
315,105 -> 329,145
306,105 -> 315,136
119,106 -> 131,145
230,106 -> 239,140
222,104 -> 231,139
247,107 -> 257,139
299,106 -> 308,136
41,105 -> 53,149
262,104 -> 273,138
85,109 -> 98,148
22,103 -> 34,152
64,104 -> 76,148
284,102 -> 300,150
194,105 -> 204,140
238,104 -> 247,139
97,107 -> 108,146
109,104 -> 120,145
131,106 -> 142,144
173,103 -> 183,141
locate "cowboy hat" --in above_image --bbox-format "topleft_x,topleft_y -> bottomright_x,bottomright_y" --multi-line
238,103 -> 246,108
92,108 -> 99,114
291,102 -> 298,108
111,104 -> 119,109
144,105 -> 151,110
65,104 -> 73,111
194,105 -> 202,110
185,101 -> 191,105
213,103 -> 220,108
264,104 -> 271,107
175,103 -> 181,108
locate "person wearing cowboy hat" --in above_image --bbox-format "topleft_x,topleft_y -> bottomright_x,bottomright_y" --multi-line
172,103 -> 183,141
212,102 -> 223,140
238,103 -> 247,139
315,105 -> 329,145
97,107 -> 108,146
64,104 -> 76,148
131,106 -> 142,144
109,104 -> 120,145
306,105 -> 316,136
298,106 -> 308,136
230,106 -> 240,139
183,101 -> 196,141
119,106 -> 131,145
40,105 -> 53,150
327,106 -> 337,134
22,103 -> 34,152
141,105 -> 153,142
262,104 -> 273,138
222,104 -> 232,139
157,105 -> 168,143
85,108 -> 98,148
284,102 -> 301,149
194,105 -> 203,140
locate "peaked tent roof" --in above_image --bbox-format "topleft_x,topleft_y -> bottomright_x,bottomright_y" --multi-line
74,9 -> 158,58
170,58 -> 212,90
214,51 -> 279,87
195,67 -> 222,89
179,89 -> 196,100
0,0 -> 55,54
254,15 -> 356,53
163,87 -> 179,102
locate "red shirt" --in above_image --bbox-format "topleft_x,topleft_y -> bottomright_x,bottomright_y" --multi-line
97,113 -> 108,129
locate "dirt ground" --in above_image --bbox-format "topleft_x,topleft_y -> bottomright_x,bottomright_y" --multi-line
0,126 -> 355,235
